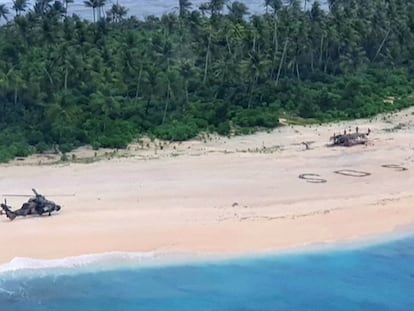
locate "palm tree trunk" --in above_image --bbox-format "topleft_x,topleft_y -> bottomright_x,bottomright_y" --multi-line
162,80 -> 170,124
324,48 -> 329,73
319,34 -> 324,69
226,34 -> 232,55
271,13 -> 279,79
64,64 -> 68,91
250,73 -> 260,109
14,82 -> 17,107
247,77 -> 256,109
184,80 -> 189,110
203,30 -> 212,84
296,61 -> 301,81
135,65 -> 143,104
310,47 -> 314,72
373,28 -> 391,62
44,68 -> 54,90
273,13 -> 279,53
252,32 -> 256,52
275,38 -> 289,87
145,95 -> 151,115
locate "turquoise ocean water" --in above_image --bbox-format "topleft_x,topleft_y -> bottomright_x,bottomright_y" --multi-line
1,235 -> 414,311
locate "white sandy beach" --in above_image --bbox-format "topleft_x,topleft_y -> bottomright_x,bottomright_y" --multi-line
0,108 -> 413,264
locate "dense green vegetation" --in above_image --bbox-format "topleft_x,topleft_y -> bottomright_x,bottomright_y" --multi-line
0,0 -> 413,162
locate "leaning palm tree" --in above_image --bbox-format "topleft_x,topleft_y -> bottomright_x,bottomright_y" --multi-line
0,4 -> 10,23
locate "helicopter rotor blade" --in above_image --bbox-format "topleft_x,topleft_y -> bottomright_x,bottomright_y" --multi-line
2,194 -> 76,197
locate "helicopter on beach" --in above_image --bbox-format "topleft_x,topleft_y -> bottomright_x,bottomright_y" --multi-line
329,127 -> 371,147
0,189 -> 63,221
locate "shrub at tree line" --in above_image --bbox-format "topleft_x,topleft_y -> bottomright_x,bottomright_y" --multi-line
0,0 -> 413,162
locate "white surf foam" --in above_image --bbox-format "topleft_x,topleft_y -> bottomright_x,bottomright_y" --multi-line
0,287 -> 14,295
0,251 -> 215,278
0,252 -> 161,276
2,227 -> 413,278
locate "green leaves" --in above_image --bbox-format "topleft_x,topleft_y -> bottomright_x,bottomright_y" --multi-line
153,120 -> 199,141
0,0 -> 412,162
232,108 -> 279,128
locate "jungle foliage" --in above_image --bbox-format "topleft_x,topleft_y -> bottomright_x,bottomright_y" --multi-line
0,0 -> 413,161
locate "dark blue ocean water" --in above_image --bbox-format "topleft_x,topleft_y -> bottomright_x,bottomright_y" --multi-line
1,236 -> 414,311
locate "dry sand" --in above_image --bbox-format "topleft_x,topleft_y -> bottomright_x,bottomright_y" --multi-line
0,108 -> 413,264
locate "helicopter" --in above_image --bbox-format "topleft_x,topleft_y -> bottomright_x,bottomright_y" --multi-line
0,189 -> 62,221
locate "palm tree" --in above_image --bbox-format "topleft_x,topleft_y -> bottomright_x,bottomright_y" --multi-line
209,0 -> 226,17
202,21 -> 212,83
199,0 -> 225,17
33,0 -> 53,16
0,4 -> 10,23
84,0 -> 98,22
264,0 -> 283,79
82,0 -> 107,21
12,0 -> 28,17
241,50 -> 271,108
109,2 -> 128,23
178,60 -> 192,109
227,1 -> 248,23
96,0 -> 107,20
0,67 -> 25,108
327,0 -> 339,15
178,0 -> 192,18
264,0 -> 282,15
51,0 -> 67,18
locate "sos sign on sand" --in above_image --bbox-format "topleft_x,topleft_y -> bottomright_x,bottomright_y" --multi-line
299,164 -> 407,183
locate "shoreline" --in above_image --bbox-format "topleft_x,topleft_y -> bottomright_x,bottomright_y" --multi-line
1,193 -> 413,267
1,222 -> 414,276
1,108 -> 413,268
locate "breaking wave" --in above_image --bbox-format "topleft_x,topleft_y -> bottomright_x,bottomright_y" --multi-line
0,251 -> 206,278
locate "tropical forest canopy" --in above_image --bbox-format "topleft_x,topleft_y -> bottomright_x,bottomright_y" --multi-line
0,0 -> 413,162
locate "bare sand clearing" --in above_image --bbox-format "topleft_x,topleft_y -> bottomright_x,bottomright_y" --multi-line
0,108 -> 413,264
